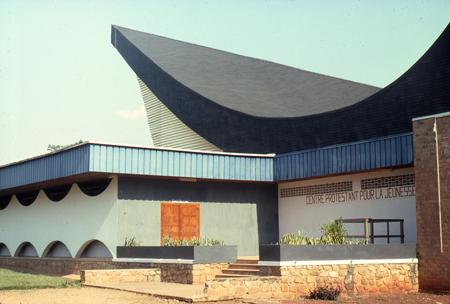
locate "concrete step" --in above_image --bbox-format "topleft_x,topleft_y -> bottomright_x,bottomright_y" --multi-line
236,258 -> 259,265
215,273 -> 260,279
222,268 -> 260,276
228,263 -> 260,270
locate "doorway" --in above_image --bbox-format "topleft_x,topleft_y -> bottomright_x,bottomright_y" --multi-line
161,203 -> 200,244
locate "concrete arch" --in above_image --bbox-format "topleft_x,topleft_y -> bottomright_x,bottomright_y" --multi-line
0,243 -> 11,257
14,242 -> 39,257
75,239 -> 113,258
42,241 -> 72,258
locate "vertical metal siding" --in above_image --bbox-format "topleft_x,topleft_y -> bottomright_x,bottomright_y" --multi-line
274,133 -> 414,181
87,144 -> 274,182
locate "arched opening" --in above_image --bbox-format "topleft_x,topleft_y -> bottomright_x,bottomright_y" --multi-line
42,241 -> 72,258
76,240 -> 113,258
78,178 -> 112,197
16,191 -> 40,207
44,184 -> 73,202
14,242 -> 39,257
0,195 -> 12,210
0,243 -> 11,257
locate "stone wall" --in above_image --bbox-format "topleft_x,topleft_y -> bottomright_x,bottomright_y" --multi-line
159,263 -> 229,284
0,257 -> 116,275
0,257 -> 228,285
81,269 -> 160,284
204,263 -> 418,300
413,113 -> 450,292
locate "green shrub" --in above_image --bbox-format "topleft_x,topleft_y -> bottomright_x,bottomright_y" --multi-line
162,235 -> 225,246
278,231 -> 320,245
124,236 -> 142,246
320,217 -> 350,244
278,217 -> 365,245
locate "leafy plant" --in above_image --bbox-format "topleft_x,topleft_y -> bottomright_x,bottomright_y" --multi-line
162,234 -> 177,246
278,217 -> 365,245
278,231 -> 320,245
124,236 -> 142,246
307,279 -> 344,300
320,217 -> 350,244
162,235 -> 225,246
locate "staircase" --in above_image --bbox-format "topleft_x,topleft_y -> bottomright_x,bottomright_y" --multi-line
215,256 -> 260,279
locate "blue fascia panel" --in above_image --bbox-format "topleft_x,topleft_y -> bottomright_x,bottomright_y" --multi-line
274,133 -> 414,181
87,144 -> 274,182
0,145 -> 90,191
0,134 -> 414,191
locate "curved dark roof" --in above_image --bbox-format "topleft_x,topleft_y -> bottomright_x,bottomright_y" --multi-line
112,26 -> 380,118
112,24 -> 450,154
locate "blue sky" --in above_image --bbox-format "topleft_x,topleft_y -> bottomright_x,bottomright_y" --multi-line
0,0 -> 449,166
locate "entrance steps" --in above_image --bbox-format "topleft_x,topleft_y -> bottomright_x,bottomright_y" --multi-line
215,256 -> 260,279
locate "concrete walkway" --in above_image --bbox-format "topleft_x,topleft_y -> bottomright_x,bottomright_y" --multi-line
85,281 -> 208,302
1,266 -> 208,302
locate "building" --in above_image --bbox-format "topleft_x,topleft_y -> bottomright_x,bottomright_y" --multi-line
0,23 -> 449,291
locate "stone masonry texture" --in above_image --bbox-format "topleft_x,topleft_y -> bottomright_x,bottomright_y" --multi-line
414,114 -> 450,292
0,257 -> 228,285
81,269 -> 161,284
204,263 -> 418,301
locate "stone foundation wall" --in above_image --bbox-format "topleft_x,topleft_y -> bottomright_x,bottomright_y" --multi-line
204,263 -> 418,300
0,257 -> 117,275
81,269 -> 160,284
0,257 -> 228,285
159,263 -> 229,284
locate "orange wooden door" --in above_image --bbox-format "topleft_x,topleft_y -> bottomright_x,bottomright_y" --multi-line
180,204 -> 200,240
161,203 -> 199,244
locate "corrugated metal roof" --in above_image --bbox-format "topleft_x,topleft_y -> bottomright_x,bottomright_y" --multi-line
274,133 -> 414,181
0,133 -> 414,192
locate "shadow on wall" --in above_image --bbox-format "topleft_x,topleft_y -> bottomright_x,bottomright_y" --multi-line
0,243 -> 11,257
2,240 -> 113,259
0,178 -> 112,210
42,241 -> 72,258
76,240 -> 113,258
14,242 -> 38,257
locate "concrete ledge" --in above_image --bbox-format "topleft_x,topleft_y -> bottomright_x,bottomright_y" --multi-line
113,258 -> 194,264
117,246 -> 237,263
259,258 -> 418,266
259,244 -> 416,262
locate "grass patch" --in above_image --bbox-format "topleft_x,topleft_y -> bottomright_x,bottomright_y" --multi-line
0,268 -> 82,291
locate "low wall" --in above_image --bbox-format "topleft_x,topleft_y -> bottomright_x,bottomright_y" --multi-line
0,257 -> 228,285
259,244 -> 417,261
0,257 -> 116,275
117,245 -> 237,263
81,269 -> 161,284
204,262 -> 418,300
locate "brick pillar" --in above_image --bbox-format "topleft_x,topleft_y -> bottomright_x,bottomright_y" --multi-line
413,113 -> 450,292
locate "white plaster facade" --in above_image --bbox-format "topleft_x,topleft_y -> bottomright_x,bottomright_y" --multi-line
0,178 -> 118,258
278,167 -> 416,244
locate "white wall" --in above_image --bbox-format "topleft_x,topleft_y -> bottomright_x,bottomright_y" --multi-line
279,168 -> 416,244
0,178 -> 118,258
